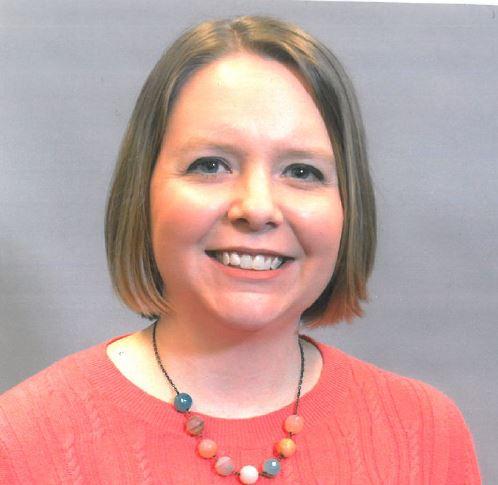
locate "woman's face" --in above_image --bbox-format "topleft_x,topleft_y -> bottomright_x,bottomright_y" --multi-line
150,52 -> 343,331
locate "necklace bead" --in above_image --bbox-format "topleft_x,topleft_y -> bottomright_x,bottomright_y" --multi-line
185,415 -> 204,435
276,437 -> 297,457
239,465 -> 259,484
262,458 -> 281,477
284,414 -> 304,434
198,438 -> 218,458
152,320 -> 306,482
174,392 -> 192,412
215,456 -> 236,476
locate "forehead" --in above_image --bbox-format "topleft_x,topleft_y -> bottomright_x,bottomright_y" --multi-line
162,53 -> 332,152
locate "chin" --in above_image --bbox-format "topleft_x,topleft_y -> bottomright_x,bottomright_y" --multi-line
213,305 -> 295,333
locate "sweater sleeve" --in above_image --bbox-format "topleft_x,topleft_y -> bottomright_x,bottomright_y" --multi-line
0,408 -> 22,483
0,446 -> 17,484
445,399 -> 481,485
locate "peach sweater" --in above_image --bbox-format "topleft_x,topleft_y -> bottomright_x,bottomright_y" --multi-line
0,333 -> 481,484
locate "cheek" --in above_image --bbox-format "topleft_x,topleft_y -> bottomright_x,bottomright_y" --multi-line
150,182 -> 220,252
296,192 -> 344,256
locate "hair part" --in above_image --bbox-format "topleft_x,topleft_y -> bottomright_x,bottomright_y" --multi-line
104,15 -> 377,328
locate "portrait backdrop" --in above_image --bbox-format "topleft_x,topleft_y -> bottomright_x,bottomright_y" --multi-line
1,1 -> 496,481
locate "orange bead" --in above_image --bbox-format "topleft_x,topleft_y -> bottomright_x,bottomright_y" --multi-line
284,415 -> 304,434
198,438 -> 218,458
276,437 -> 296,457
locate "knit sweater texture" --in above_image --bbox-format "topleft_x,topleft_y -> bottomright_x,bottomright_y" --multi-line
0,333 -> 481,484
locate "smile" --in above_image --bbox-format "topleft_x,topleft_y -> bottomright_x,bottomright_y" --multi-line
205,250 -> 291,271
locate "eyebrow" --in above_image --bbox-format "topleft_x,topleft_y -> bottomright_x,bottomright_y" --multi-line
172,136 -> 335,166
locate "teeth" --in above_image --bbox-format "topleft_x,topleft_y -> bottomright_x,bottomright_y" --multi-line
230,253 -> 241,266
253,255 -> 272,270
215,251 -> 284,270
240,254 -> 253,269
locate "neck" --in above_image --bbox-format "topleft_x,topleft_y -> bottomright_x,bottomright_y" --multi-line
147,312 -> 307,418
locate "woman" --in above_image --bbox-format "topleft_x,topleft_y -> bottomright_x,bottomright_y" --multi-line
0,15 -> 481,484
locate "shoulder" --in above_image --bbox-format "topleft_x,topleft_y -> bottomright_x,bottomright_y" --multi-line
0,338 -> 121,481
339,346 -> 461,414
319,341 -> 475,440
1,341 -> 100,402
331,346 -> 481,481
0,341 -> 104,447
312,340 -> 482,483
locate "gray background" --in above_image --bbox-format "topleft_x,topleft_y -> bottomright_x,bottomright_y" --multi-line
1,1 -> 496,481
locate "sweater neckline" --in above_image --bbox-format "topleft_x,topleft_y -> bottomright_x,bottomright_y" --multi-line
83,332 -> 352,446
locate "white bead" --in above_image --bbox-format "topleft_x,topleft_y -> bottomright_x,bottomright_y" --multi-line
239,464 -> 259,484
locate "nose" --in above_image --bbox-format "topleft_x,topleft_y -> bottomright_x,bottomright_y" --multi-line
226,165 -> 284,231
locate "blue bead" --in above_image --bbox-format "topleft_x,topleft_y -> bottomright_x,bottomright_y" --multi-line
174,393 -> 193,412
262,458 -> 281,477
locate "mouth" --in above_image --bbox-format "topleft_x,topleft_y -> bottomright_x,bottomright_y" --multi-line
205,250 -> 294,271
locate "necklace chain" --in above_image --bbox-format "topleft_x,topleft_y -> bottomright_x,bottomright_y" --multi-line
152,318 -> 304,483
152,319 -> 306,412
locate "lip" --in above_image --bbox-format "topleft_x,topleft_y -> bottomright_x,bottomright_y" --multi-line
206,251 -> 294,280
205,247 -> 294,260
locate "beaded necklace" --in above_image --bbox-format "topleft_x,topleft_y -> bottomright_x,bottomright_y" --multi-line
152,319 -> 305,484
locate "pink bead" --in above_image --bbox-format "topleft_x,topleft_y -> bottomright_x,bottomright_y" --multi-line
284,414 -> 304,434
198,438 -> 217,458
214,456 -> 235,476
239,465 -> 259,484
185,415 -> 204,436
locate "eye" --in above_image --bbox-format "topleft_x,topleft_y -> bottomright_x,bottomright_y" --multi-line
284,164 -> 324,182
186,157 -> 231,176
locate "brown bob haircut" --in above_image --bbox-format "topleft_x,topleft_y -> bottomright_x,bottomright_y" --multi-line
104,15 -> 376,328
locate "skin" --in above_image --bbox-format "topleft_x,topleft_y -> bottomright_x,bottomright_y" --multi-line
107,52 -> 343,418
